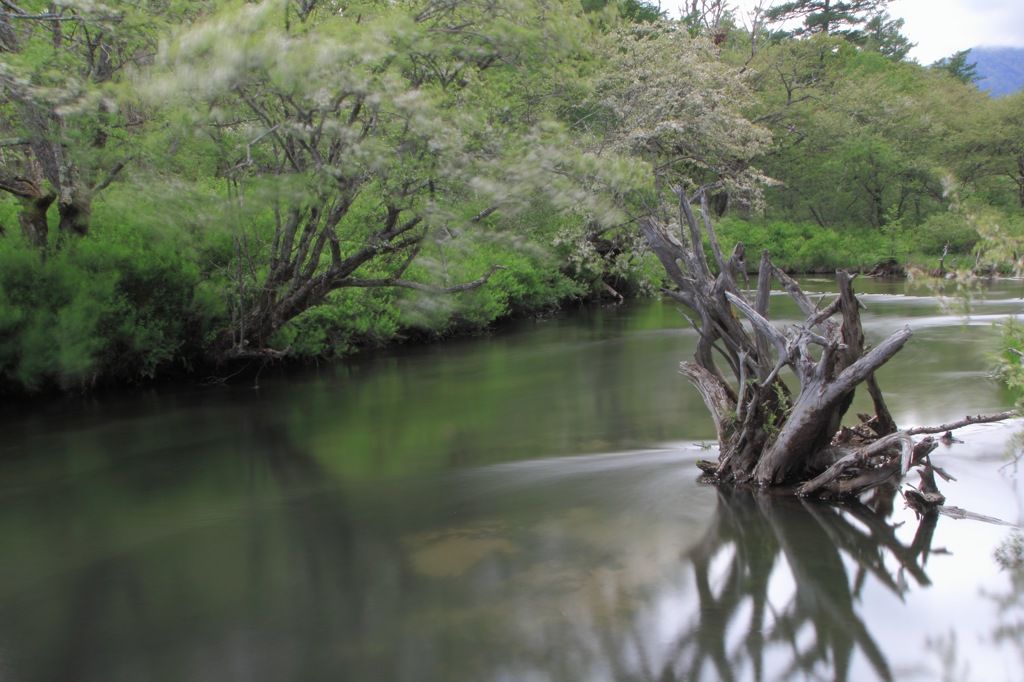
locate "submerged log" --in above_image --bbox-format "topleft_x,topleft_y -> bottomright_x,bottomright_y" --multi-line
641,186 -> 1017,499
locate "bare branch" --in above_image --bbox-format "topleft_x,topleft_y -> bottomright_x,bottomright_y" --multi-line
725,290 -> 788,357
470,205 -> 499,223
905,412 -> 1020,436
90,159 -> 128,194
823,327 -> 913,404
680,362 -> 738,444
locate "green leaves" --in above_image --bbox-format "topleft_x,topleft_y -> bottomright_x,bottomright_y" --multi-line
764,0 -> 889,38
931,50 -> 981,85
138,0 -> 618,353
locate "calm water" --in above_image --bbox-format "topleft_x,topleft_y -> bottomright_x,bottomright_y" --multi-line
1,278 -> 1023,681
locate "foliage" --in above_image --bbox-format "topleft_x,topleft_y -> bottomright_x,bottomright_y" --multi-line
0,0 -> 200,243
143,0 -> 618,358
996,319 -> 1024,402
581,0 -> 665,24
914,211 -> 979,256
858,12 -> 914,61
588,24 -> 771,216
764,0 -> 889,38
269,287 -> 400,358
680,0 -> 732,38
744,36 -> 999,231
0,211 -> 221,393
925,187 -> 1024,407
995,532 -> 1024,570
932,50 -> 981,85
714,217 -> 891,271
2,0 -> 1024,393
978,92 -> 1024,209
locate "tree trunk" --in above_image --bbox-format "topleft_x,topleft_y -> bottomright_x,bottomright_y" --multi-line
19,194 -> 55,247
0,161 -> 54,246
27,112 -> 94,238
642,187 -> 1015,499
57,190 -> 93,237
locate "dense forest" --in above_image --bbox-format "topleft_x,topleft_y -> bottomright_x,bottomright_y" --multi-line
1,0 -> 1023,394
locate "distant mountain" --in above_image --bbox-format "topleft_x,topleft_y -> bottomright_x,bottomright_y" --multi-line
971,46 -> 1024,97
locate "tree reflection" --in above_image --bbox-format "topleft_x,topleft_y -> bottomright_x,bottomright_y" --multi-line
618,486 -> 942,682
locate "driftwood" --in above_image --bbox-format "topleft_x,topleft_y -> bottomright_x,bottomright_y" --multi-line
642,187 -> 1017,501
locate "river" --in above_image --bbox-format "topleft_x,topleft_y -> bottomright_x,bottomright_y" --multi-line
1,278 -> 1023,681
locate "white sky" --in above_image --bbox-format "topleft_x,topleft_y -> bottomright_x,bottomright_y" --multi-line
715,0 -> 1024,64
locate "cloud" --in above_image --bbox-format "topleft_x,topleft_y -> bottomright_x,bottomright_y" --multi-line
727,0 -> 1024,64
893,0 -> 1024,63
971,2 -> 1024,46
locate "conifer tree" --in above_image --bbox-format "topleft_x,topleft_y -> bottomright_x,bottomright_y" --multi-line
765,0 -> 888,37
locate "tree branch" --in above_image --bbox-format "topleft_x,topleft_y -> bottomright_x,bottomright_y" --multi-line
905,411 -> 1019,436
725,290 -> 789,357
822,326 -> 913,404
90,159 -> 128,194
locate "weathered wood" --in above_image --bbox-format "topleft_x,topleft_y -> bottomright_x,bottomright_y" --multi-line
639,187 -> 1018,499
679,362 -> 737,445
724,291 -> 788,357
796,436 -> 936,497
754,250 -> 774,382
837,271 -> 897,436
753,327 -> 912,485
904,412 -> 1019,436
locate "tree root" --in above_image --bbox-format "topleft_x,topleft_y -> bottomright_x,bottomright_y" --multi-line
641,186 -> 1019,499
793,412 -> 1018,501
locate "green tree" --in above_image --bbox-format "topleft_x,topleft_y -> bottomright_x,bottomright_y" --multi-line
147,0 -> 606,358
581,0 -> 665,24
537,23 -> 771,293
860,12 -> 914,61
590,25 -> 770,210
765,0 -> 888,38
0,0 -> 196,246
982,91 -> 1024,208
931,49 -> 981,85
745,37 -> 953,230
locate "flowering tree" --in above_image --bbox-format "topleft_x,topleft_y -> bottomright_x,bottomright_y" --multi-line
149,0 -> 602,357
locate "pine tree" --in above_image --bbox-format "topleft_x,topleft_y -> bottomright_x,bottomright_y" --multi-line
765,0 -> 888,38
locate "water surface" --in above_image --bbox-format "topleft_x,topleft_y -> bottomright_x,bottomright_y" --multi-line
1,278 -> 1023,681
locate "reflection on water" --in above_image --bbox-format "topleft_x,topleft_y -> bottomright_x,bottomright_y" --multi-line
381,473 -> 1012,682
0,279 -> 1023,681
680,486 -> 931,682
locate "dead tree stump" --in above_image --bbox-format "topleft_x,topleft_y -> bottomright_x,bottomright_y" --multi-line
641,188 -> 1015,501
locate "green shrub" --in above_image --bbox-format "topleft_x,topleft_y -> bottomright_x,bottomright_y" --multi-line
266,225 -> 586,356
0,208 -> 225,393
0,237 -> 116,391
713,217 -> 891,272
0,197 -> 20,236
912,212 -> 979,256
271,287 -> 401,358
398,232 -> 585,336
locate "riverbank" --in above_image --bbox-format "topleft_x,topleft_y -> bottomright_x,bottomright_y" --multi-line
0,215 -> 985,399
